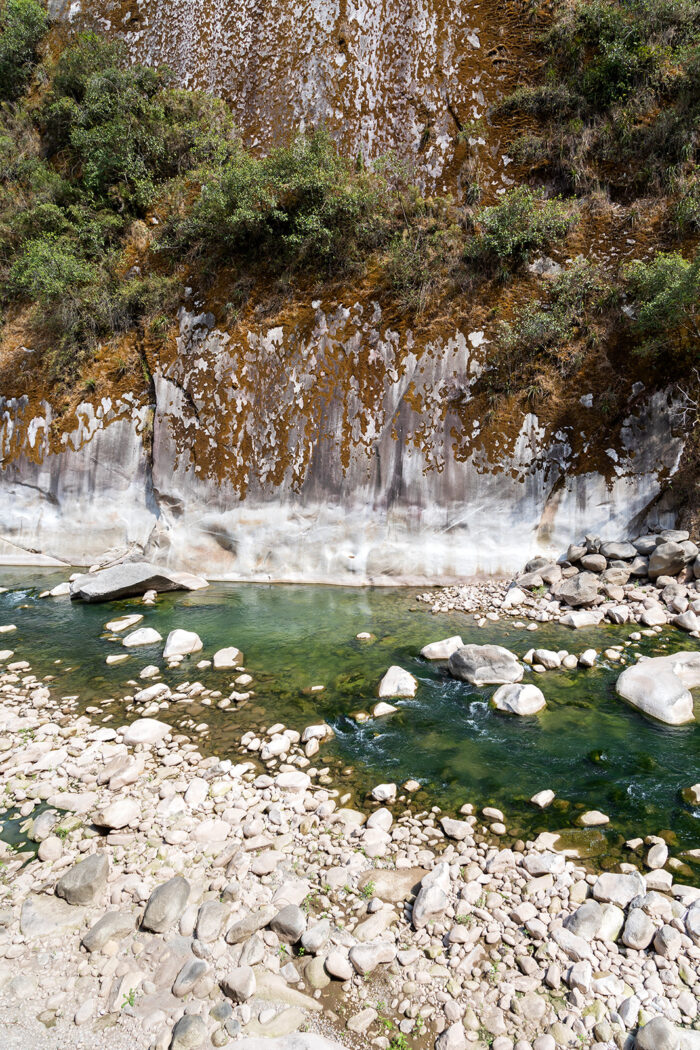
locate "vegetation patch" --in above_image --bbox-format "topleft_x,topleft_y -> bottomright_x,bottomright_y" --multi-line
499,0 -> 700,202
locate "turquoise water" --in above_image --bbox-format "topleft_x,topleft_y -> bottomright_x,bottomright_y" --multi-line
1,569 -> 699,874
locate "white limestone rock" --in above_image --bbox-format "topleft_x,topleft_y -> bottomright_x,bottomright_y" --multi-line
122,627 -> 162,648
163,629 -> 203,659
420,636 -> 464,660
377,666 -> 417,698
491,683 -> 546,715
616,652 -> 700,725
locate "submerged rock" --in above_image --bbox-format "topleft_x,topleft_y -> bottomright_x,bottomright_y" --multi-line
448,644 -> 523,686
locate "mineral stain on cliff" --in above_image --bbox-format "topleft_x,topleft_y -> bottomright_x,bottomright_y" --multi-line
0,0 -> 697,575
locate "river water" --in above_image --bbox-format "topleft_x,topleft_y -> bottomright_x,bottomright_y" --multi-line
1,569 -> 698,876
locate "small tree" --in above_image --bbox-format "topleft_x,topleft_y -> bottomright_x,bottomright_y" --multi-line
0,0 -> 48,102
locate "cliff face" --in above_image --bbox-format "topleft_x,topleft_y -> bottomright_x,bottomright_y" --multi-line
0,301 -> 681,580
0,1 -> 688,578
52,0 -> 525,195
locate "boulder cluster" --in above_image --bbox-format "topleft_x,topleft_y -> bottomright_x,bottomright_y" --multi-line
418,529 -> 700,633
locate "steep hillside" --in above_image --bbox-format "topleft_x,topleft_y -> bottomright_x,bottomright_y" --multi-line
0,0 -> 697,576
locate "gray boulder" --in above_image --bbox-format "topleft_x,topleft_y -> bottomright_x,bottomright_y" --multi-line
593,871 -> 646,908
648,542 -> 686,581
412,884 -> 447,928
81,910 -> 135,952
581,553 -> 606,573
357,868 -> 426,903
142,876 -> 190,933
195,900 -> 229,942
301,918 -> 331,954
20,894 -> 87,939
600,541 -> 637,560
226,905 -> 277,944
673,611 -> 699,633
348,940 -> 396,973
635,1016 -> 680,1050
173,957 -> 208,997
554,572 -> 600,607
270,904 -> 307,943
56,853 -> 108,906
616,653 -> 700,725
70,561 -> 207,603
221,965 -> 256,1002
564,899 -> 623,942
621,908 -> 655,950
169,1014 -> 206,1050
448,644 -> 523,686
633,535 -> 658,555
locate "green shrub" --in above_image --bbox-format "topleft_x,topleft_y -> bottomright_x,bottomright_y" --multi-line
386,227 -> 456,312
483,258 -> 613,395
670,169 -> 700,233
160,129 -> 393,274
0,0 -> 47,102
625,251 -> 700,355
8,234 -> 97,302
499,0 -> 700,193
464,186 -> 577,274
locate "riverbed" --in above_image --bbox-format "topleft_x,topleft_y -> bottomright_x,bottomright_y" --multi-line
1,569 -> 698,875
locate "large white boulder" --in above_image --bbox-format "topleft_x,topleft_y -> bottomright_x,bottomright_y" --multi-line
122,718 -> 171,746
491,683 -> 546,715
163,630 -> 203,659
448,644 -> 523,686
616,652 -> 700,725
122,628 -> 162,647
420,636 -> 463,660
70,561 -> 208,602
213,646 -> 243,669
378,666 -> 417,698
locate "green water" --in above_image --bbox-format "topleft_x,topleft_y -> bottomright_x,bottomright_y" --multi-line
1,569 -> 699,874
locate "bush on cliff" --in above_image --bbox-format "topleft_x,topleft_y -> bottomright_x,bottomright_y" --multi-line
499,0 -> 700,195
464,187 -> 578,277
157,129 -> 394,275
0,0 -> 46,101
625,251 -> 700,359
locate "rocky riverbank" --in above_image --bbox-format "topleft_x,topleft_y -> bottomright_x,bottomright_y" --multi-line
0,635 -> 699,1050
417,529 -> 700,634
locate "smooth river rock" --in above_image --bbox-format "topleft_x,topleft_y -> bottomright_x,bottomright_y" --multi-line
377,665 -> 417,697
55,853 -> 108,906
163,629 -> 203,658
448,644 -> 523,686
616,652 -> 700,725
491,682 -> 546,715
142,876 -> 191,933
420,636 -> 463,660
70,561 -> 207,602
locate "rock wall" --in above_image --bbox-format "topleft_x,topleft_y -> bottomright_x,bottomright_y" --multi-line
0,304 -> 681,581
55,0 -> 524,195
